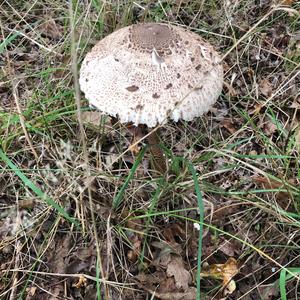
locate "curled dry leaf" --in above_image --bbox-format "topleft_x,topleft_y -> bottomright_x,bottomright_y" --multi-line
72,275 -> 87,289
166,255 -> 191,290
221,118 -> 238,134
201,257 -> 239,291
259,78 -> 273,97
257,284 -> 279,299
248,102 -> 263,115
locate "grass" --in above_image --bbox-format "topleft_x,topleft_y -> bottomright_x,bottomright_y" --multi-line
0,0 -> 300,299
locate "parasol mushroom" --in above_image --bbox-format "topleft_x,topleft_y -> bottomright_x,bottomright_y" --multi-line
79,23 -> 223,173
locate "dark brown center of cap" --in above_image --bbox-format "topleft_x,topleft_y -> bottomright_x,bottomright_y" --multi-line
130,23 -> 178,53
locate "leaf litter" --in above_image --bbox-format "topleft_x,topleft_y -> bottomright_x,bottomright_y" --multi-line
0,0 -> 299,299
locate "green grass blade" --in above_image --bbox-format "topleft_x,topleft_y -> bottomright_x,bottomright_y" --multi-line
187,161 -> 204,300
279,267 -> 300,300
112,147 -> 147,210
0,148 -> 79,227
0,32 -> 20,54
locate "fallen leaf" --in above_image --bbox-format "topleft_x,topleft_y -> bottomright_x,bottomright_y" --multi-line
221,118 -> 238,134
201,257 -> 239,287
151,241 -> 173,267
166,255 -> 191,290
26,286 -> 37,296
158,277 -> 177,293
280,0 -> 294,5
18,199 -> 35,209
53,55 -> 71,79
259,78 -> 273,97
224,279 -> 236,296
257,284 -> 279,299
72,275 -> 87,289
253,176 -> 294,210
38,18 -> 63,39
148,287 -> 197,300
290,96 -> 300,109
81,111 -> 111,127
163,223 -> 186,243
219,239 -> 238,257
248,102 -> 263,115
136,271 -> 167,286
253,176 -> 285,189
263,120 -> 277,136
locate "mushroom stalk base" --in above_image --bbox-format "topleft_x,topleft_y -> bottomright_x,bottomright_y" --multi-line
147,128 -> 167,174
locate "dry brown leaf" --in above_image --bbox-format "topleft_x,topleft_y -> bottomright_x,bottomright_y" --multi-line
280,0 -> 294,5
26,286 -> 37,296
49,236 -> 71,273
253,176 -> 286,189
38,18 -> 63,39
221,119 -> 238,134
290,96 -> 300,109
257,284 -> 279,299
252,176 -> 294,210
219,239 -> 238,257
166,255 -> 191,290
259,78 -> 273,97
201,257 -> 239,287
81,111 -> 110,126
18,199 -> 35,209
148,287 -> 197,300
248,102 -> 263,115
72,275 -> 87,289
53,55 -> 71,79
163,223 -> 186,243
263,120 -> 277,136
136,271 -> 167,286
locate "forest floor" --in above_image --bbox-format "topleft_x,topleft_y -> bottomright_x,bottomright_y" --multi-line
0,0 -> 299,299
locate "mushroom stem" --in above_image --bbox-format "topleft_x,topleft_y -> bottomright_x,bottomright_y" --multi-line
147,127 -> 167,174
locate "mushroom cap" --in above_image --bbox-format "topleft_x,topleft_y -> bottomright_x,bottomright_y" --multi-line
79,23 -> 223,128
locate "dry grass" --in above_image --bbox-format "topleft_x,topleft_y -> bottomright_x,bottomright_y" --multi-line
0,0 -> 300,299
